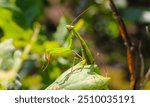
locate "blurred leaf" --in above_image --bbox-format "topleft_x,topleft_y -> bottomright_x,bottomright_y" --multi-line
22,74 -> 43,89
57,57 -> 70,65
103,66 -> 129,89
15,0 -> 44,27
0,39 -> 22,71
49,67 -> 61,80
53,17 -> 68,45
0,8 -> 32,47
0,39 -> 22,89
0,0 -> 26,28
123,7 -> 150,23
0,39 -> 15,70
108,21 -> 119,38
74,19 -> 85,30
0,2 -> 21,13
145,80 -> 150,89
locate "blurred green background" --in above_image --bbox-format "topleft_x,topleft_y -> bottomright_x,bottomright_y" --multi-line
0,0 -> 150,89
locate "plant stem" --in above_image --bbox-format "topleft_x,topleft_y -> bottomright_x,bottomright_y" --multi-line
21,23 -> 41,61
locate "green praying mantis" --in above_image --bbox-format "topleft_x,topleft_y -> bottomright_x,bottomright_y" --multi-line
42,24 -> 96,72
42,6 -> 110,90
42,6 -> 96,73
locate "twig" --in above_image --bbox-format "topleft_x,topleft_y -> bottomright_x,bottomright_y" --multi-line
146,26 -> 150,38
109,0 -> 137,89
13,22 -> 41,80
138,41 -> 144,83
141,68 -> 150,87
21,23 -> 41,61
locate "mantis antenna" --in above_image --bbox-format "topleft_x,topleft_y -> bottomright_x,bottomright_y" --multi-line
71,6 -> 93,25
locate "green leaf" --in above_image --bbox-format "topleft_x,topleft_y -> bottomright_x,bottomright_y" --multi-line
15,0 -> 44,27
0,39 -> 22,89
74,19 -> 85,31
0,39 -> 15,70
0,2 -> 21,13
46,62 -> 110,90
108,21 -> 119,38
0,39 -> 22,70
0,8 -> 32,47
22,74 -> 43,89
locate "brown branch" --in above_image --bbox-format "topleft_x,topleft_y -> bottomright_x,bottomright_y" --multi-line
109,0 -> 137,89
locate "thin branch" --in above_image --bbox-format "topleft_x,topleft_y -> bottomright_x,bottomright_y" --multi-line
109,0 -> 137,89
14,22 -> 41,73
109,0 -> 132,47
21,23 -> 41,61
141,68 -> 150,87
146,26 -> 150,38
138,41 -> 144,83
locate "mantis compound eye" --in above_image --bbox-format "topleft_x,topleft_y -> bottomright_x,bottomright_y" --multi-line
66,25 -> 74,32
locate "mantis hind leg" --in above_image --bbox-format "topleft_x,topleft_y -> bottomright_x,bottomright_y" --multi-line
58,51 -> 83,85
58,56 -> 79,85
59,55 -> 86,85
63,50 -> 85,81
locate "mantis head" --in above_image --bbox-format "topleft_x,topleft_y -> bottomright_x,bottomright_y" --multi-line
66,25 -> 74,32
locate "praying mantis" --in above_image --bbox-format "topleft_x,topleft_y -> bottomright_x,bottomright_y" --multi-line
43,6 -> 110,90
42,6 -> 110,89
43,23 -> 108,89
42,23 -> 100,86
42,24 -> 96,72
42,6 -> 96,73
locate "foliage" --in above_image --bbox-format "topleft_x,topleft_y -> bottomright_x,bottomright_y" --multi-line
0,39 -> 22,89
0,0 -> 150,90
